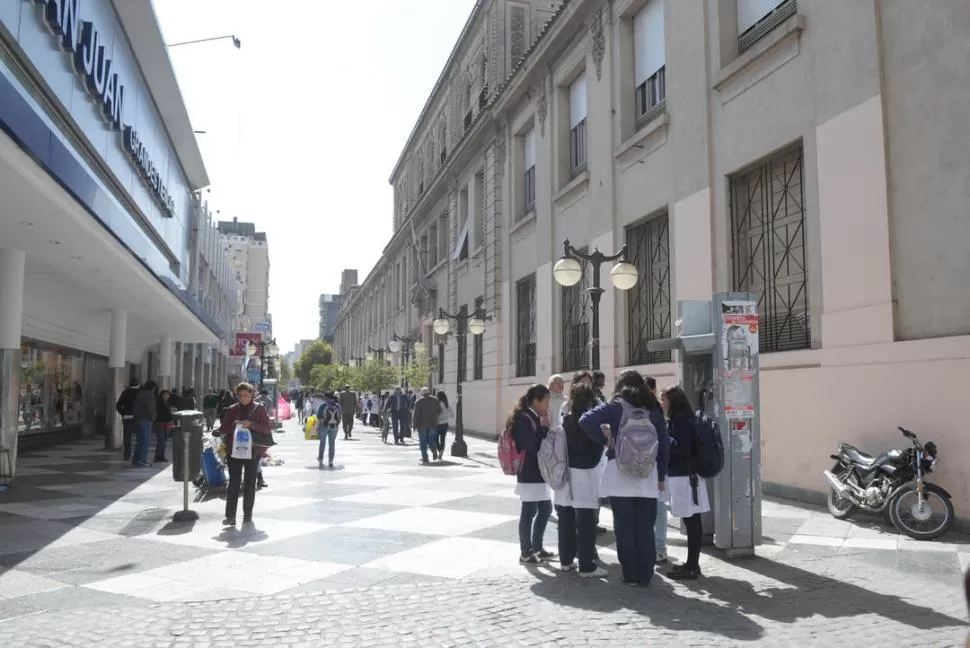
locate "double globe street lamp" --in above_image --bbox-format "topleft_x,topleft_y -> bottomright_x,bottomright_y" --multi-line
433,307 -> 488,458
388,334 -> 423,389
553,239 -> 639,371
367,346 -> 391,363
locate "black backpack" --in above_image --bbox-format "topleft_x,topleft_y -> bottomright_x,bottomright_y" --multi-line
692,411 -> 724,478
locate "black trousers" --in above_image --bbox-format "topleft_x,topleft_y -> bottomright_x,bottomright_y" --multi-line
341,413 -> 354,436
225,457 -> 260,520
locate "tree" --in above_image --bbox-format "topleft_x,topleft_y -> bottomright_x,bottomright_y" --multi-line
294,341 -> 334,384
404,354 -> 433,390
352,359 -> 397,394
280,358 -> 292,384
309,363 -> 353,393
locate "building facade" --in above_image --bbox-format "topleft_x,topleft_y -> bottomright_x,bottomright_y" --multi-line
0,0 -> 243,483
318,293 -> 342,343
333,0 -> 970,517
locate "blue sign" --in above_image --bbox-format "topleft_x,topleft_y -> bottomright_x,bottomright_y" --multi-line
33,0 -> 176,218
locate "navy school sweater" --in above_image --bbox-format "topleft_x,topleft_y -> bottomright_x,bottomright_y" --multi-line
578,396 -> 669,482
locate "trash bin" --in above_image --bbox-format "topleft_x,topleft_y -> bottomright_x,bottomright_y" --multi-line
172,410 -> 204,482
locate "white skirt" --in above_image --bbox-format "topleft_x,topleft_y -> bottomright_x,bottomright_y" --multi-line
600,459 -> 660,499
553,467 -> 600,509
515,482 -> 552,502
667,475 -> 711,518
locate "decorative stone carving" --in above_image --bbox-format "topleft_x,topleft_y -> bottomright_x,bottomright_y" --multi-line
536,80 -> 547,136
494,137 -> 506,176
590,9 -> 605,82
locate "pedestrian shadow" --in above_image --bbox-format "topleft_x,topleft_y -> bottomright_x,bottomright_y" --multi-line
213,524 -> 268,548
677,557 -> 965,631
426,460 -> 462,468
528,569 -> 764,641
304,464 -> 346,471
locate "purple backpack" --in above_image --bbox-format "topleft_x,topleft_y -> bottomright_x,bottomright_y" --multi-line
613,400 -> 659,478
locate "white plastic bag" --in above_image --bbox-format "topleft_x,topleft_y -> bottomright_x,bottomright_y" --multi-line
231,424 -> 253,460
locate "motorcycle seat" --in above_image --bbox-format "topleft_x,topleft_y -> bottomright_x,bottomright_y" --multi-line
842,445 -> 876,466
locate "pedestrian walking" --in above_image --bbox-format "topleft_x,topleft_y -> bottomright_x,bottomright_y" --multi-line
509,384 -> 556,565
115,377 -> 140,461
662,385 -> 710,581
339,386 -> 357,439
554,383 -> 607,578
435,391 -> 453,459
579,370 -> 668,587
202,389 -> 219,432
412,388 -> 441,464
221,382 -> 274,526
132,380 -> 157,467
155,389 -> 175,462
387,388 -> 408,445
644,375 -> 669,563
295,390 -> 306,425
316,392 -> 341,469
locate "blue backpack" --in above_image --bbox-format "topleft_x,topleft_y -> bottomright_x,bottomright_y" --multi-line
692,411 -> 724,478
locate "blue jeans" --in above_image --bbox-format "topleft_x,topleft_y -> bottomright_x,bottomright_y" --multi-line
556,505 -> 598,572
610,496 -> 658,585
655,500 -> 668,553
134,421 -> 152,464
418,428 -> 436,461
519,499 -> 552,556
318,426 -> 338,464
122,418 -> 137,459
154,423 -> 168,461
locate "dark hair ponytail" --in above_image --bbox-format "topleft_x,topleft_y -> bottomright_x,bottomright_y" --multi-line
612,369 -> 660,410
505,383 -> 551,429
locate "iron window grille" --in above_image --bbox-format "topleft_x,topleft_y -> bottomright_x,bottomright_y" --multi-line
458,304 -> 468,382
473,297 -> 484,380
569,118 -> 588,178
627,213 -> 671,365
730,144 -> 810,353
523,165 -> 536,214
739,0 -> 797,54
635,66 -> 666,131
515,275 -> 537,377
479,85 -> 489,110
561,254 -> 590,372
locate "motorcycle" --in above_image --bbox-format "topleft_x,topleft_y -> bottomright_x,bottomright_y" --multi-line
822,427 -> 954,540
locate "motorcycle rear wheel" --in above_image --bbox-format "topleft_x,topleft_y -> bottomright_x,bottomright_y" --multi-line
826,465 -> 857,519
888,489 -> 954,541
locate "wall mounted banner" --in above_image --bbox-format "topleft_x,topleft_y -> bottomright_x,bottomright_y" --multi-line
231,332 -> 262,357
32,0 -> 177,218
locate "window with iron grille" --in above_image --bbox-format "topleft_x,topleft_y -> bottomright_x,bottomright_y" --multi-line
523,126 -> 536,215
561,254 -> 590,372
730,145 -> 809,353
738,0 -> 797,54
473,297 -> 484,380
569,119 -> 587,177
437,342 -> 445,383
515,275 -> 537,377
635,67 -> 665,129
627,213 -> 671,365
634,0 -> 666,130
458,304 -> 468,382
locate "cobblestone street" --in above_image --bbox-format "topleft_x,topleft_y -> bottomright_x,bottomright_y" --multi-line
0,418 -> 967,646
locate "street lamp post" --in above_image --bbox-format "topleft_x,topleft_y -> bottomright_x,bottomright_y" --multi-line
388,334 -> 421,390
433,307 -> 488,458
167,35 -> 242,49
352,356 -> 365,367
553,239 -> 638,371
367,346 -> 391,363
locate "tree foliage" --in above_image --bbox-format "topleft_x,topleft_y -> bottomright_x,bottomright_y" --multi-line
309,363 -> 354,393
294,341 -> 334,384
352,359 -> 398,394
404,354 -> 433,390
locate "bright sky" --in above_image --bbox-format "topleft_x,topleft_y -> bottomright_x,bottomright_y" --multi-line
154,0 -> 478,353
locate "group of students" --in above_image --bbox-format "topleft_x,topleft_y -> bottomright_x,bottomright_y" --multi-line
507,369 -> 710,586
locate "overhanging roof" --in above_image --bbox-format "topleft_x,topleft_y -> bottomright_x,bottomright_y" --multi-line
111,0 -> 210,190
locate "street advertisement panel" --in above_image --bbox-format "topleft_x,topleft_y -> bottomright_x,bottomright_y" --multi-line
720,301 -> 758,420
231,332 -> 261,357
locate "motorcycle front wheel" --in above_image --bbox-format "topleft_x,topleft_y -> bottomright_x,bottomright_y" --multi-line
888,488 -> 954,540
826,464 -> 857,519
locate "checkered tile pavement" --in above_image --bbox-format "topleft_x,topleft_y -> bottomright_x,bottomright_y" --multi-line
0,417 -> 968,643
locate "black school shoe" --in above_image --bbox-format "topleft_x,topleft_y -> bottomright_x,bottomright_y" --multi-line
667,564 -> 701,580
519,553 -> 541,565
535,549 -> 557,561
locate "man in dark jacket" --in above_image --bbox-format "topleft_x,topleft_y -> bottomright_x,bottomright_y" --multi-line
115,377 -> 140,461
386,388 -> 410,445
412,388 -> 442,464
132,381 -> 157,467
338,386 -> 357,439
202,390 -> 219,432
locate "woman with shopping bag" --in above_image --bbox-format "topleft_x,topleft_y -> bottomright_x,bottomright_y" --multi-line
220,382 -> 274,526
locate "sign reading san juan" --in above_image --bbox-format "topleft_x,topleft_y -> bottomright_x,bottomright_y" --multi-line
32,0 -> 177,218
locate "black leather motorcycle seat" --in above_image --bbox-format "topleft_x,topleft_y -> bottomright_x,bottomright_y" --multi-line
842,445 -> 876,466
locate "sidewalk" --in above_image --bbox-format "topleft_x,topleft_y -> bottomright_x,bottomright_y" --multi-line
0,417 -> 966,646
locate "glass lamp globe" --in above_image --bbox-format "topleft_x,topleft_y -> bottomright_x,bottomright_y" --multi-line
611,262 -> 639,290
388,339 -> 402,354
468,317 -> 486,336
366,352 -> 374,361
433,318 -> 451,336
266,341 -> 279,356
414,341 -> 426,354
553,256 -> 583,287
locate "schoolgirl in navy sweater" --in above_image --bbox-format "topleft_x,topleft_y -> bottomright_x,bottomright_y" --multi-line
509,383 -> 554,564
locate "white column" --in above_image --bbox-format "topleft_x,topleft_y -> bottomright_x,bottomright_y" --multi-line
158,335 -> 173,390
0,249 -> 26,485
106,309 -> 127,450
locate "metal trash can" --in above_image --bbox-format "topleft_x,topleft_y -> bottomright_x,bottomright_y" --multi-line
172,410 -> 204,482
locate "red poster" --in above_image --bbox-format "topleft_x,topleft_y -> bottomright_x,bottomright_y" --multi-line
231,332 -> 261,357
